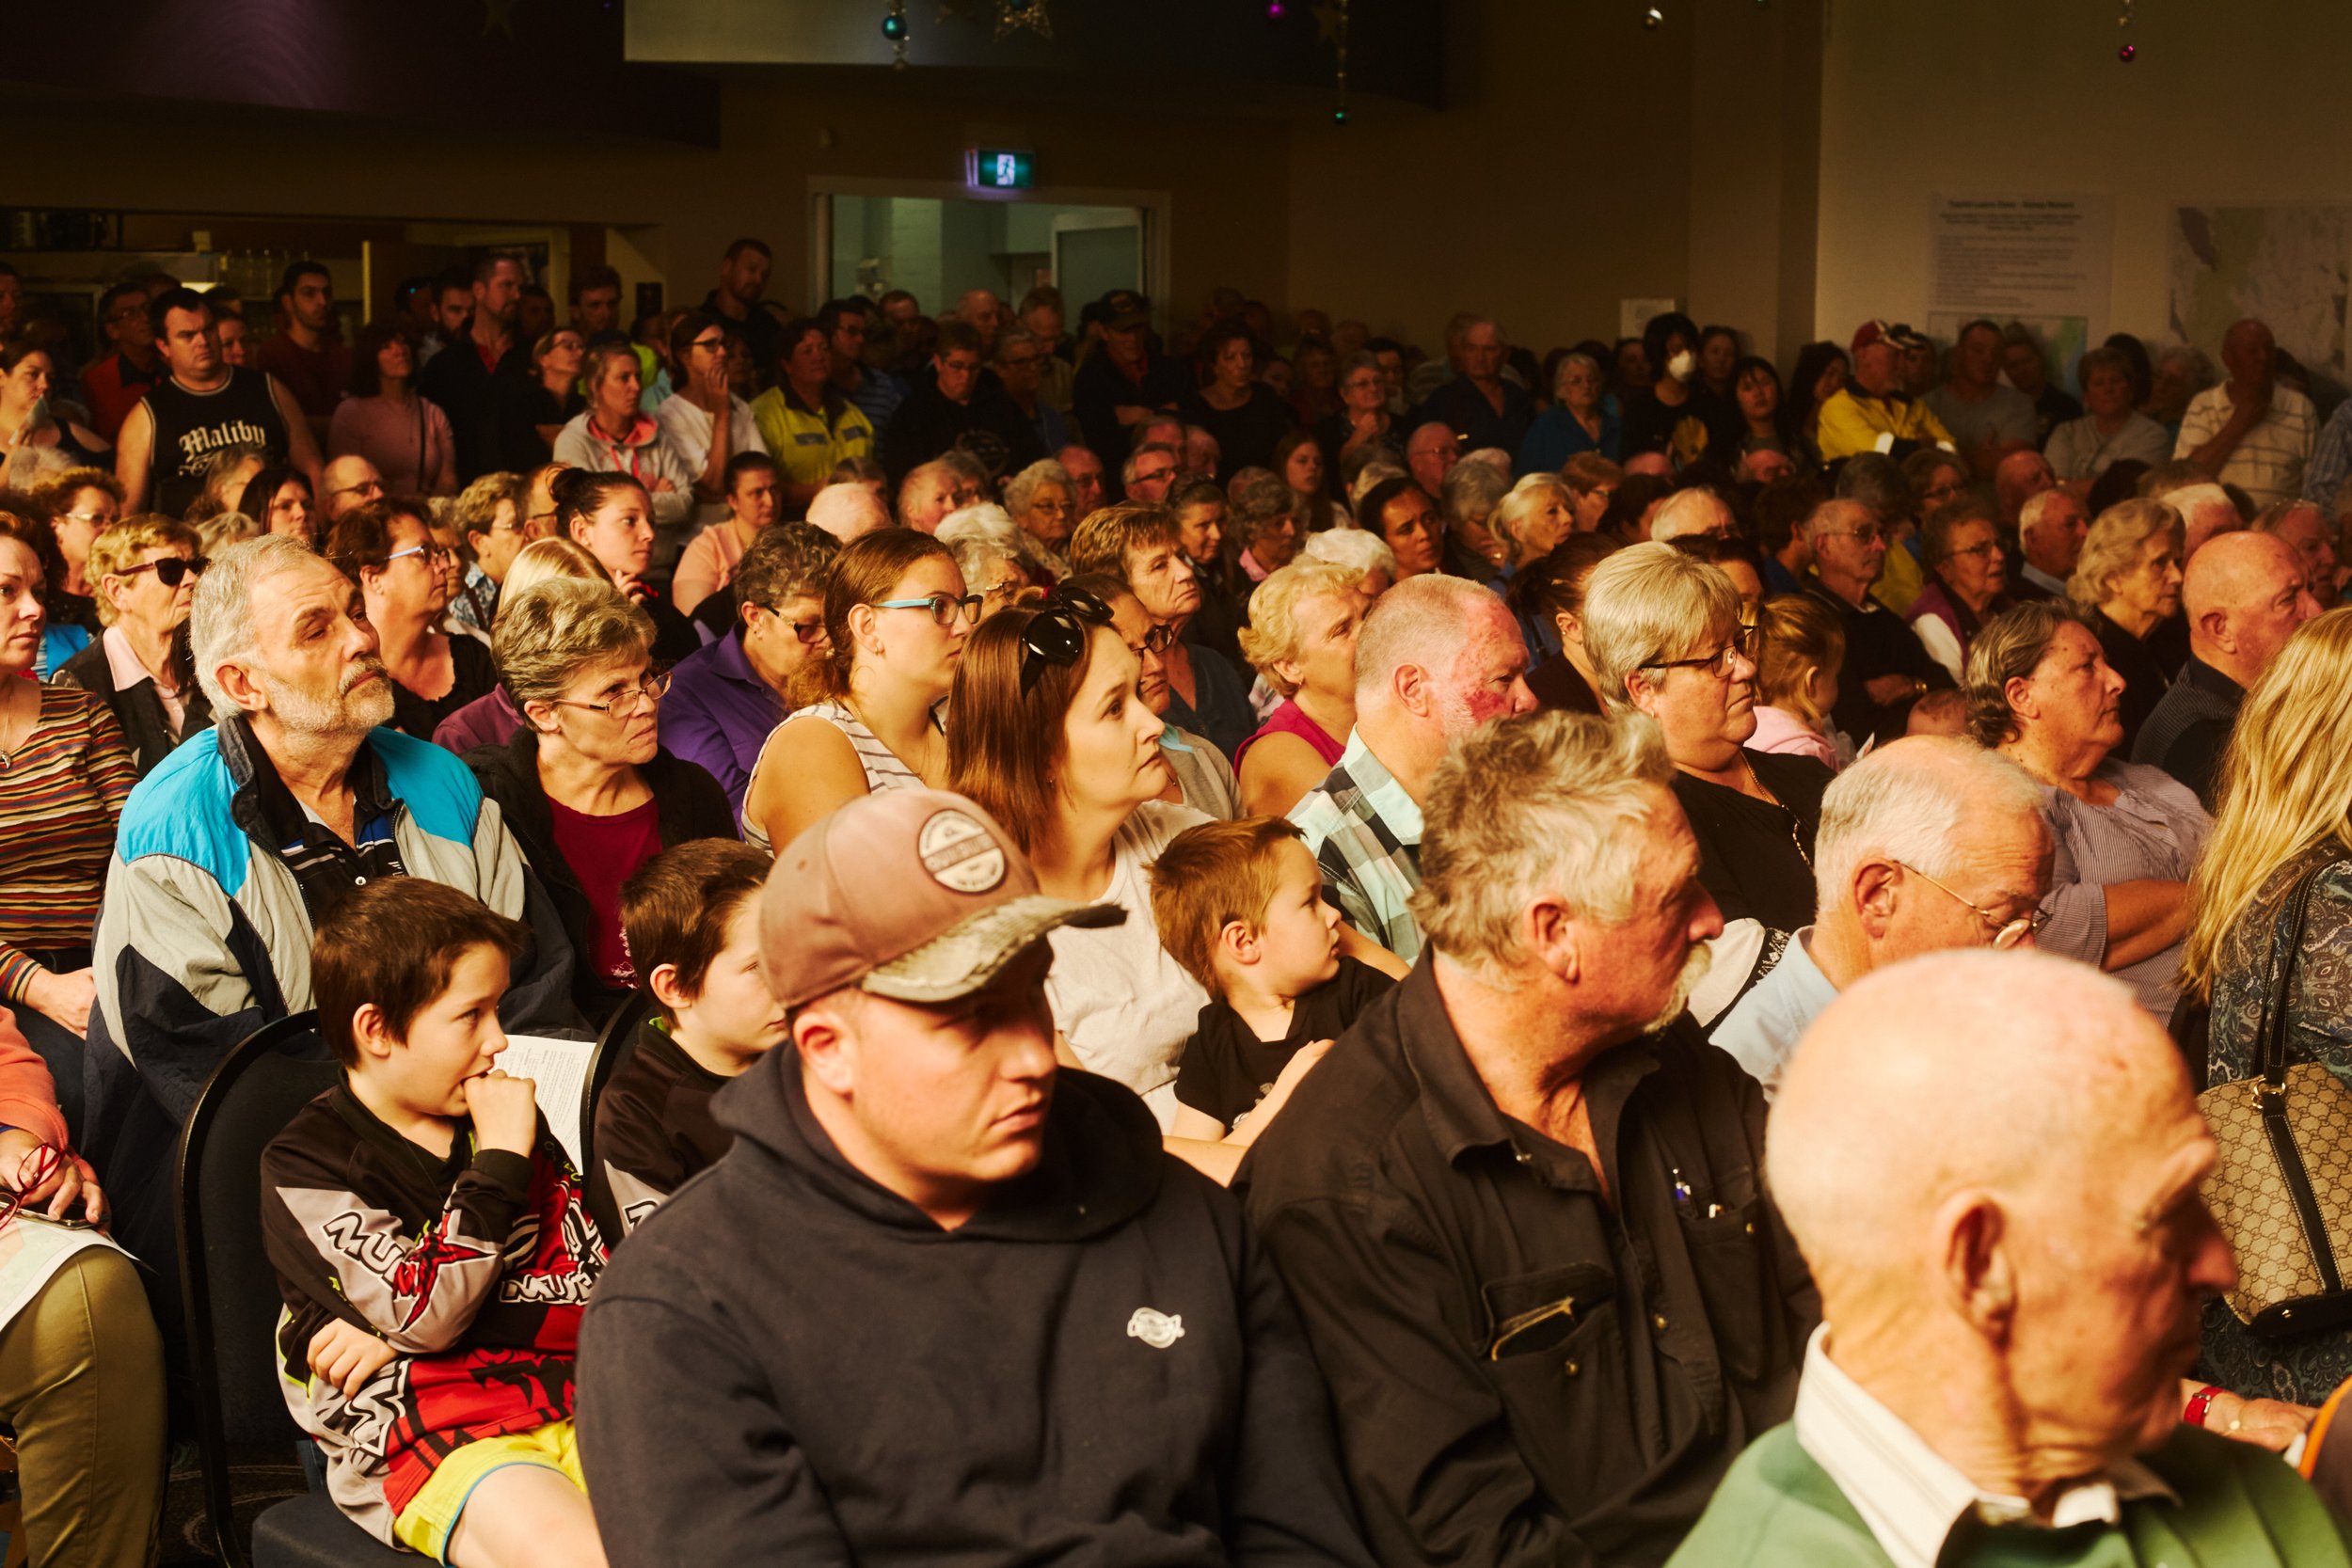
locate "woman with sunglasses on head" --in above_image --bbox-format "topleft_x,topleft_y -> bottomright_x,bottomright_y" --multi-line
553,467 -> 699,662
468,578 -> 734,1024
326,498 -> 498,741
56,515 -> 213,776
742,529 -> 970,854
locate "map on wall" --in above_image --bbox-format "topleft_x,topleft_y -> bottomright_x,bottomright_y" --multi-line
2168,204 -> 2351,401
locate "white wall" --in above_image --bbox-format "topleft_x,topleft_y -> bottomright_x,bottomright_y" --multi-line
1815,0 -> 2352,365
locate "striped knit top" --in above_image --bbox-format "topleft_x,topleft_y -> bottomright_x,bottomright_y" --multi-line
0,685 -> 135,999
742,701 -> 924,853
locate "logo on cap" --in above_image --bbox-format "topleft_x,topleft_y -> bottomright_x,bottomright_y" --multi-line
917,808 -> 1008,894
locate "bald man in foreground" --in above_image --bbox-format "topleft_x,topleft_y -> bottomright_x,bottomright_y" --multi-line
2133,529 -> 2319,807
1671,951 -> 2348,1567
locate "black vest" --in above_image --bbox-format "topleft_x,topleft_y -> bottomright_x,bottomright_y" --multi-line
145,368 -> 289,515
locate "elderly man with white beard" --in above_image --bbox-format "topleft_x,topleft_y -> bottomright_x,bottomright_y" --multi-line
80,533 -> 580,1328
1245,708 -> 1821,1568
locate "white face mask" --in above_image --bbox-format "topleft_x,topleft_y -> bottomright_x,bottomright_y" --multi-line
1666,350 -> 1696,384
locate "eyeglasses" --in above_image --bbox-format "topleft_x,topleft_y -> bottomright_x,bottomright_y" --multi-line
1021,585 -> 1113,694
552,670 -> 672,720
1820,525 -> 1886,546
0,1142 -> 61,1230
687,335 -> 726,355
1122,621 -> 1174,658
1646,625 -> 1758,680
1894,860 -> 2046,950
114,555 -> 209,588
387,543 -> 458,568
755,607 -> 827,645
330,481 -> 385,501
875,593 -> 983,628
1946,540 -> 2001,560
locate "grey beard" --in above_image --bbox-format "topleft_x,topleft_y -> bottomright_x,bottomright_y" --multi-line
256,660 -> 396,740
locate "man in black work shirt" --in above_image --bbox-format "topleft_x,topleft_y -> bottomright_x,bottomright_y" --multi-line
1243,710 -> 1818,1568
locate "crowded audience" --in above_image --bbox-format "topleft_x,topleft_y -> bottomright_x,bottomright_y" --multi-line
12,243 -> 2352,1568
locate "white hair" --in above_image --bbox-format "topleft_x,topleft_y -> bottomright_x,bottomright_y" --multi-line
1649,488 -> 1733,543
1812,737 -> 2044,912
806,483 -> 889,545
190,533 -> 335,713
1299,526 -> 1397,580
935,503 -> 1021,555
2017,487 -> 2072,541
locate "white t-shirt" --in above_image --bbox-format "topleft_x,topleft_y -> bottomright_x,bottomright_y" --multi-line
655,391 -> 770,528
1045,800 -> 1211,1130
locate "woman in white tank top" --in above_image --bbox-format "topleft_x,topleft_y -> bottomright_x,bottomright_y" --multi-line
743,531 -> 974,853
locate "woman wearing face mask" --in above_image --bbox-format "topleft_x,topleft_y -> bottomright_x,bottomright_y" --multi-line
742,529 -> 970,853
1618,311 -> 1740,473
1179,323 -> 1297,481
467,578 -> 735,1024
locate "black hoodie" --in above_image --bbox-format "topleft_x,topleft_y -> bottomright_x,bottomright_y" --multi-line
576,1046 -> 1375,1568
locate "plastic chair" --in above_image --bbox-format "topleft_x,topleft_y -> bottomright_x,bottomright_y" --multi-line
577,990 -> 653,1236
174,1010 -> 409,1568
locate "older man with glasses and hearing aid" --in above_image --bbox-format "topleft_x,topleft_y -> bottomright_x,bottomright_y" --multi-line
1801,498 -> 1954,744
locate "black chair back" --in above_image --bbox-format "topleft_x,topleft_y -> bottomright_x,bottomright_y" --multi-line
576,988 -> 653,1183
176,1010 -> 333,1568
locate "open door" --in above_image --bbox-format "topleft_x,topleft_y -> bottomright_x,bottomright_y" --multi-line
1051,211 -> 1144,311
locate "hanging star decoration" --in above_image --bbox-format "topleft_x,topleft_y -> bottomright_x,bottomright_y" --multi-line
993,0 -> 1052,40
482,0 -> 518,36
1311,0 -> 1345,45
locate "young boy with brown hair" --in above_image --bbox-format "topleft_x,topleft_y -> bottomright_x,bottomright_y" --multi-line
261,878 -> 606,1567
1151,816 -> 1393,1140
588,839 -> 786,1238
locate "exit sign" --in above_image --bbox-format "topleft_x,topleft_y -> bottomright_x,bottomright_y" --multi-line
969,149 -> 1034,190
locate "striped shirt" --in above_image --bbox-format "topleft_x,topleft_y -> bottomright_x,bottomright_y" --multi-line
2174,382 -> 2316,508
0,685 -> 135,999
1286,731 -> 1425,963
742,701 -> 923,852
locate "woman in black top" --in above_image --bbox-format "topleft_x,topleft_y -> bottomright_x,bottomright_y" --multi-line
1507,533 -> 1621,712
1582,541 -> 1832,937
326,497 -> 498,739
1179,321 -> 1296,481
2072,497 -> 2186,752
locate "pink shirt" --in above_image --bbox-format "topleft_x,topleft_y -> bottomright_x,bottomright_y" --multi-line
326,394 -> 454,494
103,624 -> 187,735
673,524 -> 749,616
1747,705 -> 1839,770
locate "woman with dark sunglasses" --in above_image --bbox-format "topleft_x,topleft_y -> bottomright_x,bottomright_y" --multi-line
58,515 -> 215,778
743,530 -> 971,853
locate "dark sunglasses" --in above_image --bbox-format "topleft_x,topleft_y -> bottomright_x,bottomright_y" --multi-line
116,555 -> 209,588
1020,585 -> 1113,695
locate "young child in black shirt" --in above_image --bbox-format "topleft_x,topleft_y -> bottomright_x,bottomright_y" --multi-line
588,839 -> 787,1240
261,877 -> 604,1561
1151,816 -> 1393,1139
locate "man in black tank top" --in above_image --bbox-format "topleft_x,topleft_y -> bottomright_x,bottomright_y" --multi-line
114,287 -> 322,516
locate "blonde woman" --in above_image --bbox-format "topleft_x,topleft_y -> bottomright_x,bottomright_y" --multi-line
429,537 -> 607,754
1749,594 -> 1846,769
1486,473 -> 1579,576
2070,497 -> 2185,750
2181,606 -> 2352,1405
56,514 -> 211,776
1232,560 -> 1363,817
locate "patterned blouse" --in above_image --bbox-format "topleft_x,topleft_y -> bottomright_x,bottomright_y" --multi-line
2200,848 -> 2352,1405
0,685 -> 135,1000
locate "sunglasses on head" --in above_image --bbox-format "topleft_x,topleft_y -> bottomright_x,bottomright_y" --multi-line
116,555 -> 208,588
1020,585 -> 1113,695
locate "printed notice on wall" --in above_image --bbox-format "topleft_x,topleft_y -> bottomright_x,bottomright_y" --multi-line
1928,194 -> 2114,388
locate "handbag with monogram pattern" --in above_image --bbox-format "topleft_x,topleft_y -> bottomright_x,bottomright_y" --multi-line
2198,860 -> 2352,1338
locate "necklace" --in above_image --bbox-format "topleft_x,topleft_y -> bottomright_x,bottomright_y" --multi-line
1740,752 -> 1812,870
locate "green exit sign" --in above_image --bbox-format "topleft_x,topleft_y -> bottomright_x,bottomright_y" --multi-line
969,149 -> 1034,190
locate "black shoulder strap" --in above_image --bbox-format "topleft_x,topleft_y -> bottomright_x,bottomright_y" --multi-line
2258,861 -> 2340,1089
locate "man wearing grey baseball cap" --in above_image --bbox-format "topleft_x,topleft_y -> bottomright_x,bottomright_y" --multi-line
576,787 -> 1375,1567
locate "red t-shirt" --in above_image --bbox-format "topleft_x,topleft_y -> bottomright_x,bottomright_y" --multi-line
547,797 -> 663,988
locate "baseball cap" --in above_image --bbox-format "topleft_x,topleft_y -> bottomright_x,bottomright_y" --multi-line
758,788 -> 1123,1011
1097,289 -> 1151,331
1851,319 -> 1929,356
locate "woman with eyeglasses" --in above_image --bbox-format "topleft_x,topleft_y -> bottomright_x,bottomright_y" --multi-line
56,515 -> 212,776
1234,560 -> 1362,818
553,468 -> 699,663
664,522 -> 839,827
1966,599 -> 2208,1021
327,321 -> 458,496
2072,497 -> 2187,752
1907,495 -> 2014,684
26,466 -> 117,636
501,327 -> 588,468
1585,543 -> 1833,1006
742,529 -> 969,853
234,465 -> 316,548
468,578 -> 735,1024
1313,350 -> 1404,483
326,499 -> 498,740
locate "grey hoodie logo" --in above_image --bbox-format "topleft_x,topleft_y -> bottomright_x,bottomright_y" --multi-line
1126,1307 -> 1184,1349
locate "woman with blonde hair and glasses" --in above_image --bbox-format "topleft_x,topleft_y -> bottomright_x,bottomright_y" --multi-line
56,513 -> 212,776
466,577 -> 734,1024
742,529 -> 972,852
2071,497 -> 2186,751
2181,607 -> 2352,1405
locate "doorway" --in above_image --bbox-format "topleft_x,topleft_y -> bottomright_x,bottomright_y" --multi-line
825,194 -> 1143,310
